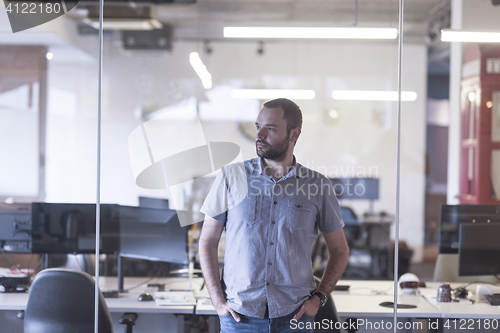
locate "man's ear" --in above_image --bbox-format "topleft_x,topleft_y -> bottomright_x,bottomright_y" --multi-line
290,127 -> 301,143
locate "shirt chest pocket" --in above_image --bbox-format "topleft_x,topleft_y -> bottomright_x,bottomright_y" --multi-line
287,201 -> 316,231
245,195 -> 263,224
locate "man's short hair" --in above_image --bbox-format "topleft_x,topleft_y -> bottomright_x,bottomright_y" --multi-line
263,98 -> 303,133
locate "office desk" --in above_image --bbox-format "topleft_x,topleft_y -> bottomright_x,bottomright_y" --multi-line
196,280 -> 441,333
197,280 -> 500,332
196,280 -> 439,317
0,276 -> 202,333
98,276 -> 199,314
340,280 -> 500,319
421,282 -> 500,319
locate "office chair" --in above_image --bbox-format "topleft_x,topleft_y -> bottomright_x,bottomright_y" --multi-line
314,277 -> 341,333
24,268 -> 138,333
340,206 -> 367,249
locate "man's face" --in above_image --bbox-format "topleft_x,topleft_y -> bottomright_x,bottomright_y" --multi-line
255,107 -> 290,161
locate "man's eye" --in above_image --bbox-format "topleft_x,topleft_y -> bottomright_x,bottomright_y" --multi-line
267,127 -> 273,131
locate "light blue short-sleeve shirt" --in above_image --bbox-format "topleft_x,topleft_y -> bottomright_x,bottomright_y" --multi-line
200,157 -> 344,319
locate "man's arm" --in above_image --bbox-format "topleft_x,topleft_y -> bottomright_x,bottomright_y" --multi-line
198,215 -> 241,321
294,228 -> 350,320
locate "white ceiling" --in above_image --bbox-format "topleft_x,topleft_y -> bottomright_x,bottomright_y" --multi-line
155,0 -> 449,40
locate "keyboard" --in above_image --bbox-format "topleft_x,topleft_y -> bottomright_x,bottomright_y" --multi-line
486,294 -> 500,306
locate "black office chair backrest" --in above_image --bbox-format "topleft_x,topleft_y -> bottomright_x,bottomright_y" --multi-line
24,268 -> 113,333
340,206 -> 359,225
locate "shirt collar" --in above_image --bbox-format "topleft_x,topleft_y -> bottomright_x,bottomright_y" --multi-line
251,156 -> 302,179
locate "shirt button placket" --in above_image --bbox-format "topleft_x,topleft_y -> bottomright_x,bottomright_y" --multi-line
267,193 -> 278,317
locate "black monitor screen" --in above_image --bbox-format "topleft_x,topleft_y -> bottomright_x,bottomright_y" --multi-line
139,196 -> 169,209
119,207 -> 188,264
439,205 -> 500,254
458,223 -> 500,276
330,178 -> 379,200
31,203 -> 120,254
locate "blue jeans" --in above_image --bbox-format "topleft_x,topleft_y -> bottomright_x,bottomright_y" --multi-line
219,306 -> 315,333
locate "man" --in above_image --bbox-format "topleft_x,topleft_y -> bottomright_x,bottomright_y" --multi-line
199,98 -> 349,333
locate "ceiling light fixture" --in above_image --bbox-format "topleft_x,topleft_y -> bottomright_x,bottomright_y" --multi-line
231,89 -> 315,100
441,29 -> 500,43
332,90 -> 417,101
83,18 -> 163,30
46,52 -> 53,60
190,52 -> 212,89
224,27 -> 397,40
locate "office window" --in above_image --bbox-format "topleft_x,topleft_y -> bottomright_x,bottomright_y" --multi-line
492,150 -> 500,200
492,91 -> 500,142
0,46 -> 46,199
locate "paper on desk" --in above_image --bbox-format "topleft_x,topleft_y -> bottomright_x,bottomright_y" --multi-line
194,288 -> 210,299
154,291 -> 196,306
0,267 -> 28,277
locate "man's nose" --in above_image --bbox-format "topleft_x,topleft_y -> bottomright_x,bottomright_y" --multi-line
256,128 -> 266,140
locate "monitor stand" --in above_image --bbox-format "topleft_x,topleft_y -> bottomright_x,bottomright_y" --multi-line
116,255 -> 197,292
117,254 -> 126,292
169,262 -> 200,291
368,200 -> 375,215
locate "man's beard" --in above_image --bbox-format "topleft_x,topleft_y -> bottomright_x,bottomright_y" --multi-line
256,133 -> 290,161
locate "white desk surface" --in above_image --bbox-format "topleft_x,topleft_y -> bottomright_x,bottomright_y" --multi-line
0,276 -> 203,314
359,216 -> 394,224
332,294 -> 441,318
341,280 -> 500,318
420,282 -> 500,319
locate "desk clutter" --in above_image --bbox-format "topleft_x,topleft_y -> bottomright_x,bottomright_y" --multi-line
0,267 -> 30,293
154,291 -> 197,306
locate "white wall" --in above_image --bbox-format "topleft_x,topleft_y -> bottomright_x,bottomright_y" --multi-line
44,37 -> 427,261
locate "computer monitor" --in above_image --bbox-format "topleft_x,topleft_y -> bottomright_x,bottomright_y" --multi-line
0,203 -> 32,253
139,196 -> 169,209
330,178 -> 379,200
31,203 -> 120,254
118,206 -> 188,264
439,204 -> 500,254
458,223 -> 500,276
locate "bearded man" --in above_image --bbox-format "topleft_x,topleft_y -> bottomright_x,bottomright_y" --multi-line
199,98 -> 349,333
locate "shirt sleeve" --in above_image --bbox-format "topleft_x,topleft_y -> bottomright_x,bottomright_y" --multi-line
317,178 -> 345,233
200,168 -> 229,224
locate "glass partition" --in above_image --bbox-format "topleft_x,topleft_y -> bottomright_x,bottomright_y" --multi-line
0,3 -> 100,332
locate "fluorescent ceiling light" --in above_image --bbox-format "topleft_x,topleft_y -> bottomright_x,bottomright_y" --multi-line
224,27 -> 397,40
190,52 -> 212,89
83,18 -> 163,30
231,89 -> 315,100
332,90 -> 417,101
441,29 -> 500,43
